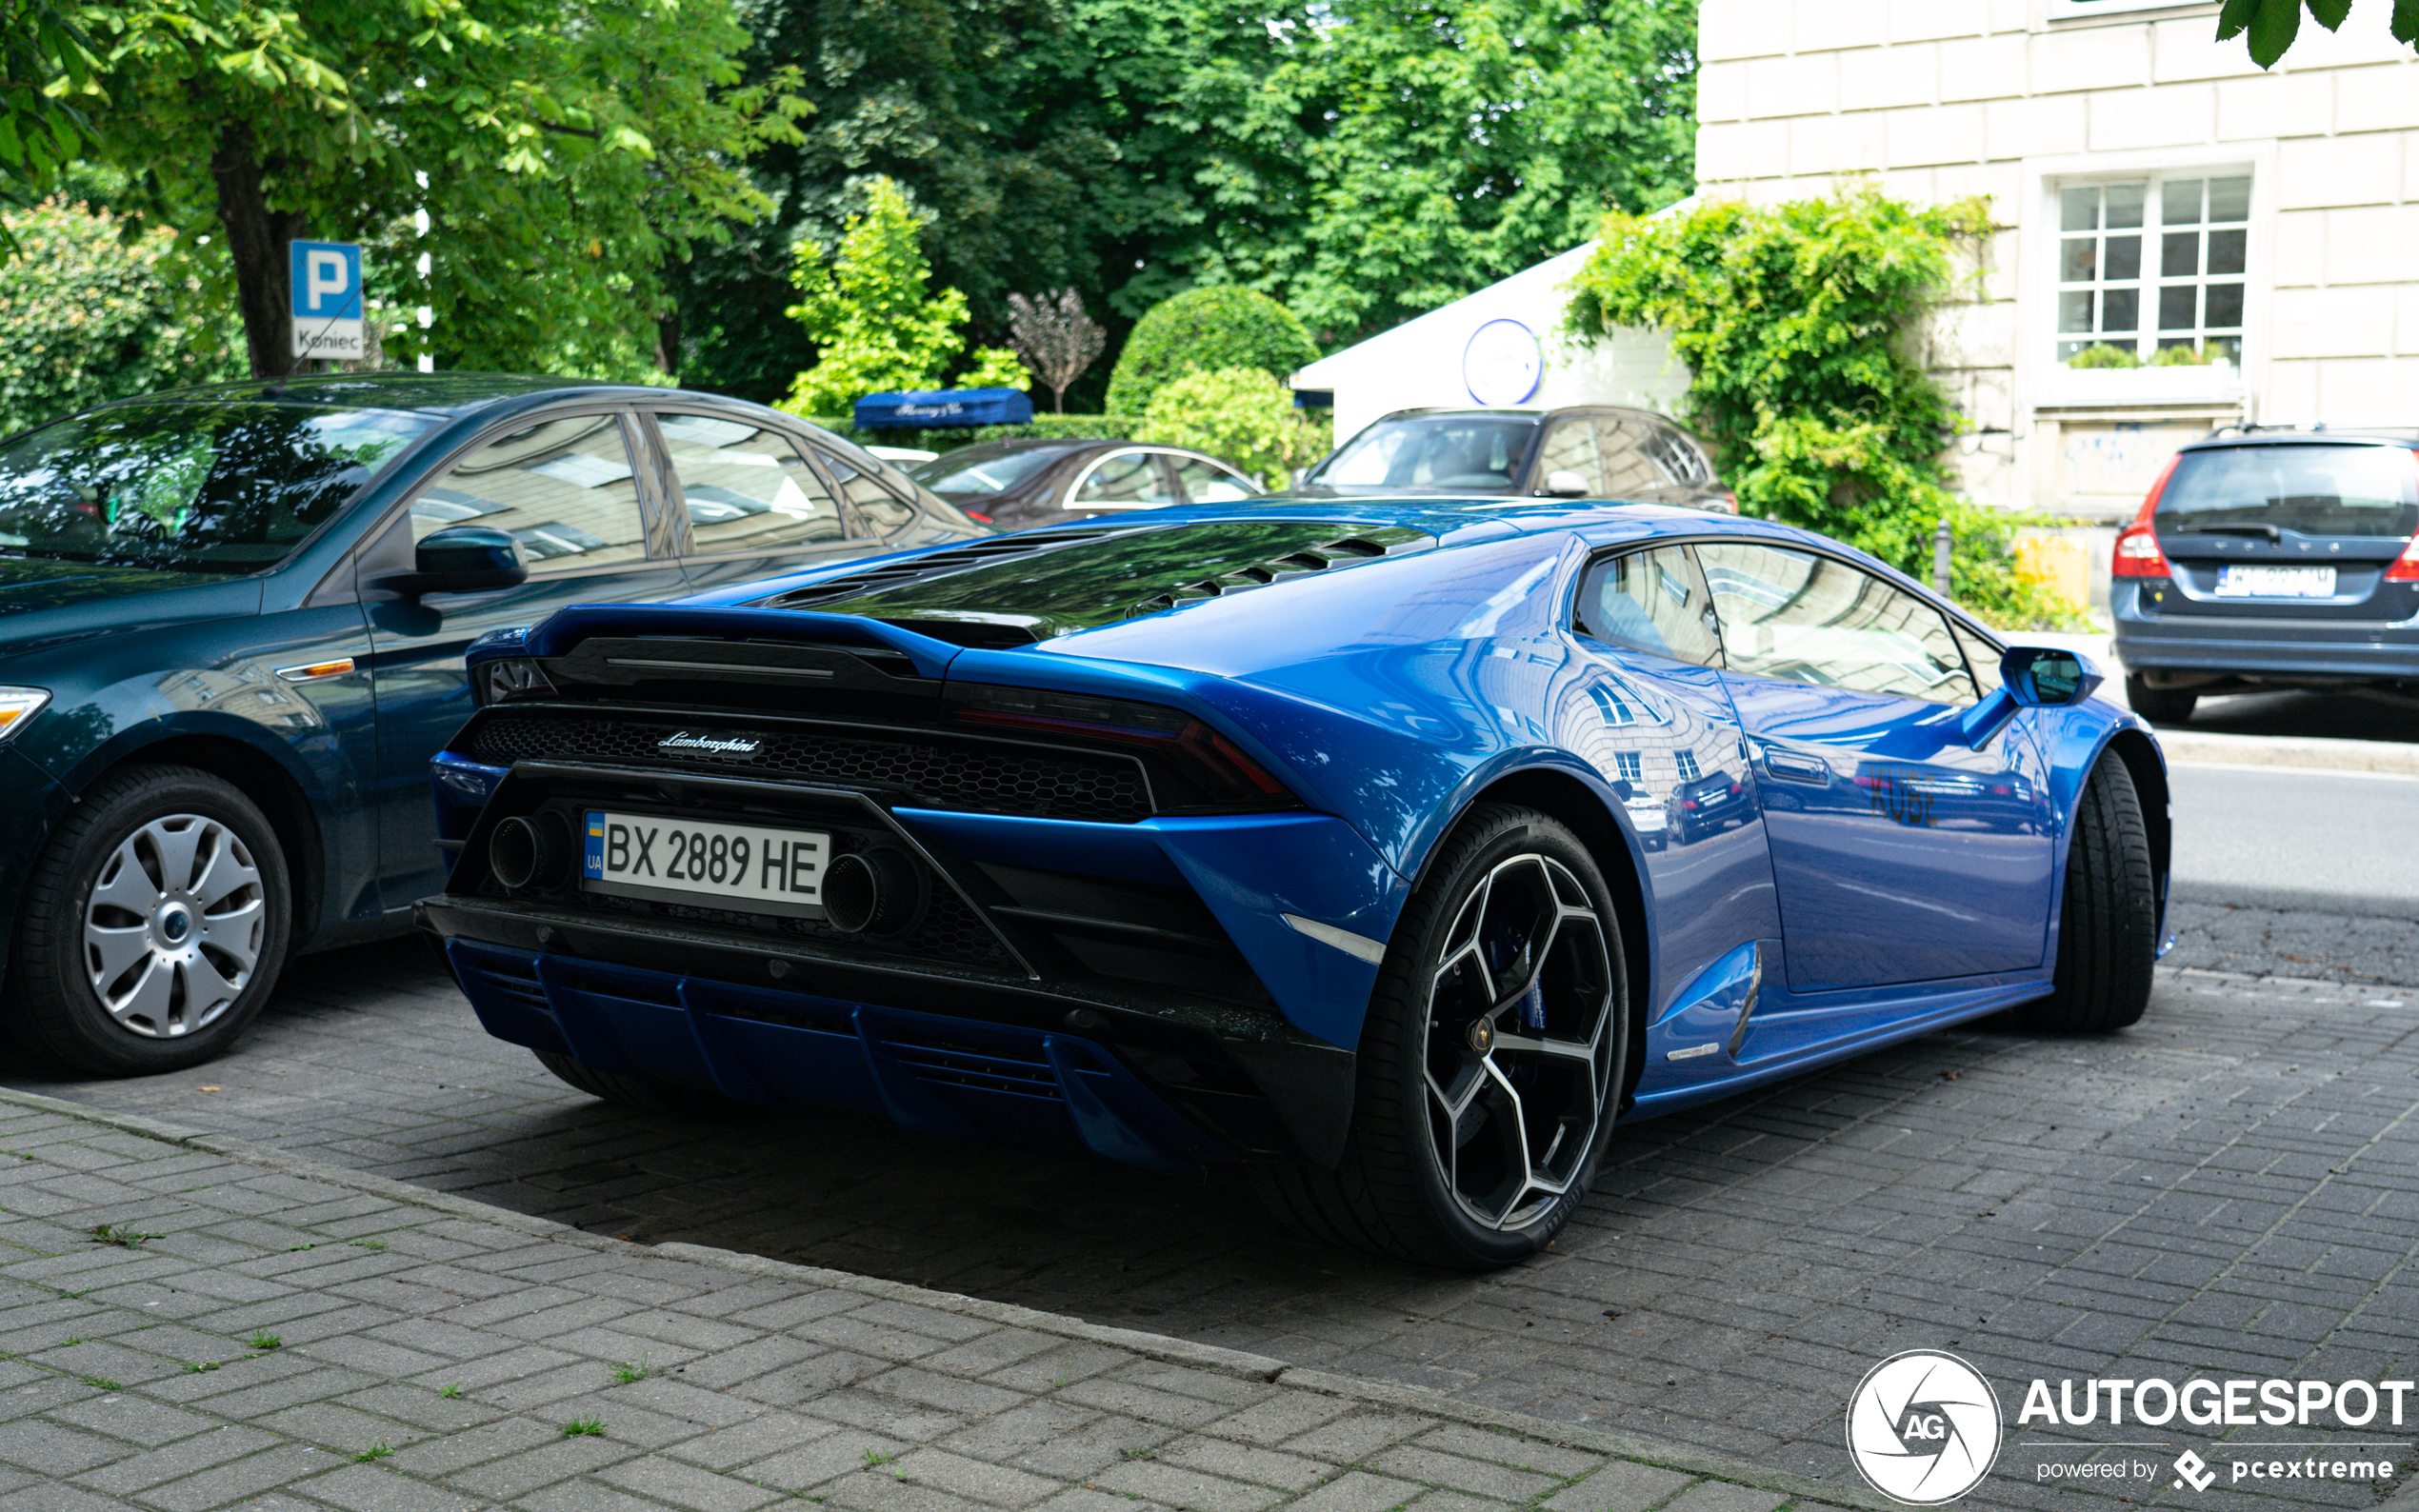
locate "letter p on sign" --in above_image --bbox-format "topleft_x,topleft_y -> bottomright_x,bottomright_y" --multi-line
289,240 -> 365,360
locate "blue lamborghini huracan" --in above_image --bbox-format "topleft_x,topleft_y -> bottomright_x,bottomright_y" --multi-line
419,499 -> 2169,1268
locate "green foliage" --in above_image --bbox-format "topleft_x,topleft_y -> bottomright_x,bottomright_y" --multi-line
780,178 -> 1026,416
669,0 -> 1697,401
2217,0 -> 2416,67
1106,288 -> 1317,418
2064,343 -> 2141,369
2063,342 -> 2227,370
0,199 -> 240,435
561,1418 -> 604,1438
1565,185 -> 2083,630
65,0 -> 803,376
1134,368 -> 1329,488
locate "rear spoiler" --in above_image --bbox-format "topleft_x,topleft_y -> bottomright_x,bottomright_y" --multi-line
519,605 -> 967,681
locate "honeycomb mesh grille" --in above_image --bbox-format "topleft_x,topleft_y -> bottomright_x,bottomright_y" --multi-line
469,714 -> 1151,823
582,884 -> 1016,972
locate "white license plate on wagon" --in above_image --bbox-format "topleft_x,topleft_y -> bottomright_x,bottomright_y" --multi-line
2214,565 -> 2336,599
582,810 -> 828,915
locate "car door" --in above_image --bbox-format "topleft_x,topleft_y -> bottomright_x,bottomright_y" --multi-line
1527,416 -> 1609,496
361,408 -> 689,911
641,409 -> 864,597
1569,544 -> 1781,1076
1066,450 -> 1181,516
1693,540 -> 2055,994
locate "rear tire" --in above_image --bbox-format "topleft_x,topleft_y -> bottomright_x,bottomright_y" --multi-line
532,1049 -> 740,1118
2020,753 -> 2156,1033
2124,674 -> 2197,725
7,765 -> 291,1075
1249,804 -> 1629,1269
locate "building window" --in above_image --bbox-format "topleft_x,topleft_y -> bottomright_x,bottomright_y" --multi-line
1614,750 -> 1643,785
1674,749 -> 1702,781
2056,174 -> 2249,367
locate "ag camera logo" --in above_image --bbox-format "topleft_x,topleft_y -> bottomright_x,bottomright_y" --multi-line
1847,1350 -> 2004,1504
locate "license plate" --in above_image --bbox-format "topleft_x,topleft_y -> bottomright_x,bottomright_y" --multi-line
582,809 -> 828,916
2214,565 -> 2336,599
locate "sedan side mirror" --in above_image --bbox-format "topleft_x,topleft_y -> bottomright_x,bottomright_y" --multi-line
1539,469 -> 1591,498
377,525 -> 529,597
1958,645 -> 2105,746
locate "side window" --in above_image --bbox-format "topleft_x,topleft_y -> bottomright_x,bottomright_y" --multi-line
1696,542 -> 1978,704
1171,454 -> 1258,503
1072,451 -> 1179,508
1573,546 -> 1723,666
654,413 -> 846,555
411,413 -> 649,571
1593,417 -> 1673,498
1532,419 -> 1606,495
815,447 -> 914,532
1949,618 -> 2005,697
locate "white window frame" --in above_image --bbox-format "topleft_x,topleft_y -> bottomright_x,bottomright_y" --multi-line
2051,171 -> 2251,367
2019,147 -> 2272,414
2043,0 -> 2217,21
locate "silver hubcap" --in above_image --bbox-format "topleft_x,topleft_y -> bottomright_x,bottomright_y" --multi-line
1423,853 -> 1615,1231
82,814 -> 264,1038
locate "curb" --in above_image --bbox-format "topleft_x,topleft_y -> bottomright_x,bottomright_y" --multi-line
0,1084 -> 1895,1512
2158,729 -> 2419,776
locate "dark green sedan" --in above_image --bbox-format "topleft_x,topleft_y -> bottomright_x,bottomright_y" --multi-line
0,373 -> 987,1074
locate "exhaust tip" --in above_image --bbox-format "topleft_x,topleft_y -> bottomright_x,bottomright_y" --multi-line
490,812 -> 570,891
823,847 -> 926,937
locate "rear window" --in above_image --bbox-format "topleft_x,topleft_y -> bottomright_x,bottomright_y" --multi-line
911,447 -> 1078,496
2156,444 -> 2419,540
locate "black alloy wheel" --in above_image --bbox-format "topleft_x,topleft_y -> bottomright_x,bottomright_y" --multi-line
1251,804 -> 1629,1268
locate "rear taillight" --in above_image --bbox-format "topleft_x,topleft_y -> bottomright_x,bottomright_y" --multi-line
2389,452 -> 2419,582
947,682 -> 1298,810
2111,455 -> 2179,579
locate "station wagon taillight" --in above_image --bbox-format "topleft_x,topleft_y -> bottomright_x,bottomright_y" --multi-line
2111,455 -> 2178,579
2386,453 -> 2419,582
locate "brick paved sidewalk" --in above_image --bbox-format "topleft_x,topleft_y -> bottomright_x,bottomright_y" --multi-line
0,1089 -> 1880,1512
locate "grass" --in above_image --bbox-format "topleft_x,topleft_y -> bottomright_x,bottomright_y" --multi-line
862,1450 -> 895,1467
561,1418 -> 603,1438
59,1338 -> 85,1347
83,1377 -> 117,1390
1121,1448 -> 1155,1461
354,1443 -> 392,1462
610,1356 -> 655,1383
183,1361 -> 219,1374
249,1331 -> 281,1351
439,1383 -> 463,1400
89,1224 -> 160,1249
348,1238 -> 387,1251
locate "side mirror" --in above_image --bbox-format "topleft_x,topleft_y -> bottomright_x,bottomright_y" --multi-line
2002,645 -> 2103,707
1958,645 -> 2104,746
378,526 -> 529,597
1539,469 -> 1591,498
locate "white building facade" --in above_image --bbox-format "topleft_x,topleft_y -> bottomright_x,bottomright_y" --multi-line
1696,0 -> 2419,519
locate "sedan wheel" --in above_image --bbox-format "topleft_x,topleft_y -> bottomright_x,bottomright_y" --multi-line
8,766 -> 291,1074
1251,804 -> 1629,1268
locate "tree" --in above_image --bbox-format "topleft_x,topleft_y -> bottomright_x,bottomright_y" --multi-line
67,0 -> 801,378
780,177 -> 1024,416
2217,0 -> 2416,67
1564,185 -> 2082,630
1008,289 -> 1106,412
1105,287 -> 1317,417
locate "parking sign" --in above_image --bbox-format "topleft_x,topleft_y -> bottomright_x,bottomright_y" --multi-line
290,240 -> 365,360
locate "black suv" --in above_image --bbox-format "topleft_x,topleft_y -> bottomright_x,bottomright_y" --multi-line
2111,425 -> 2419,722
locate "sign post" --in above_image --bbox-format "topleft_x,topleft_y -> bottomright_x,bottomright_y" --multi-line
289,240 -> 365,363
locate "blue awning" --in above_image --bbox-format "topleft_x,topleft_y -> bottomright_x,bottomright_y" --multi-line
853,388 -> 1034,429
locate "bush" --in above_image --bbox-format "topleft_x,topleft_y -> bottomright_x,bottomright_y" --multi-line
0,200 -> 241,436
1104,288 -> 1317,418
1134,368 -> 1330,489
1564,183 -> 2086,631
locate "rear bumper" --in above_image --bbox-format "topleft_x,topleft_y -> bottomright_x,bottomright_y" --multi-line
2112,582 -> 2419,684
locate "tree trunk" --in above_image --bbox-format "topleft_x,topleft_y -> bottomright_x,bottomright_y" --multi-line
654,308 -> 681,379
210,125 -> 307,379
